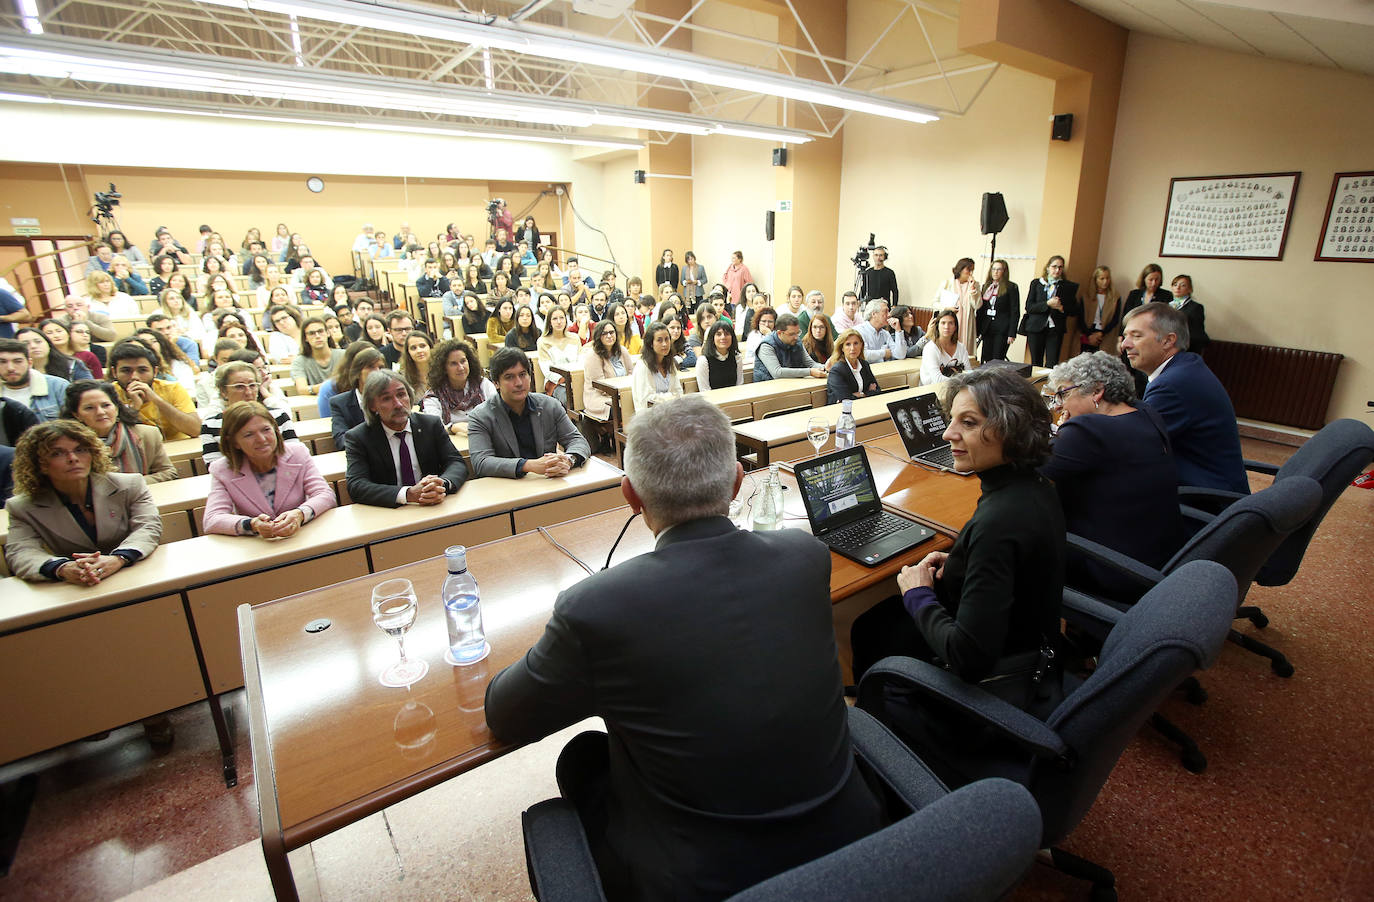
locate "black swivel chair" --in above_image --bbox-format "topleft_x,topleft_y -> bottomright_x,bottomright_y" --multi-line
520,707 -> 1042,902
858,560 -> 1238,902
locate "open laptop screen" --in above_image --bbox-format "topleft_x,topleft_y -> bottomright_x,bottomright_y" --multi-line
796,447 -> 879,533
889,394 -> 949,458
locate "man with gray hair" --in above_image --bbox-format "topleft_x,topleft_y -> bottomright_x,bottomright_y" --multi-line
343,369 -> 467,507
856,299 -> 907,363
797,288 -> 830,334
485,395 -> 883,901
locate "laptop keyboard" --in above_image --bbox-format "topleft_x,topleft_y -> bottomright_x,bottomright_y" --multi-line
920,446 -> 956,469
826,512 -> 914,551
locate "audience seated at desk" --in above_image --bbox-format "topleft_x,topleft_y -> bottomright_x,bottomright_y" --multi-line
468,347 -> 589,479
19,327 -> 92,382
203,400 -> 336,537
752,312 -> 825,383
1,395 -> 39,447
398,331 -> 433,397
108,341 -> 201,442
344,369 -> 467,507
1,338 -> 70,422
485,396 -> 883,902
1120,302 -> 1247,494
826,328 -> 880,404
502,305 -> 541,354
63,380 -> 177,484
663,315 -> 695,372
330,346 -> 385,448
57,294 -> 116,344
632,321 -> 683,412
201,361 -> 300,463
740,304 -> 774,365
856,299 -> 908,364
693,322 -> 744,391
1041,352 -> 1183,600
852,368 -> 1065,719
420,339 -> 495,436
291,316 -> 344,396
920,308 -> 970,387
537,308 -> 581,408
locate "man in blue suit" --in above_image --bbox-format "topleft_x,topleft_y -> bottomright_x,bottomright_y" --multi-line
1121,302 -> 1248,494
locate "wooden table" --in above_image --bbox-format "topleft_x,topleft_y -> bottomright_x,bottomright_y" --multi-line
239,451 -> 981,900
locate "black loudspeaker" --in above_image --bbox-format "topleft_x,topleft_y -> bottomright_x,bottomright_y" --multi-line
765,210 -> 775,241
633,170 -> 646,184
1051,113 -> 1073,142
981,192 -> 1009,235
772,147 -> 787,167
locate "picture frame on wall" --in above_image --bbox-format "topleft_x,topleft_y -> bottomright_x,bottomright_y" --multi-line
1159,171 -> 1300,261
1314,171 -> 1374,263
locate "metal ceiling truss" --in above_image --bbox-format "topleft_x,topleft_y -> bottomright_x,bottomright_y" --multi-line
0,0 -> 996,139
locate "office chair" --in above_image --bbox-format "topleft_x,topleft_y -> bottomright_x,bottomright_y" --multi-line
520,708 -> 1041,902
858,560 -> 1237,902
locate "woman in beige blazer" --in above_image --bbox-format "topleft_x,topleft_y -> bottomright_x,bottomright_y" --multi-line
62,380 -> 177,483
5,420 -> 162,583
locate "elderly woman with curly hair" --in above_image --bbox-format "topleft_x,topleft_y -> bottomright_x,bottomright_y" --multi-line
4,419 -> 161,583
852,366 -> 1065,717
1040,351 -> 1181,600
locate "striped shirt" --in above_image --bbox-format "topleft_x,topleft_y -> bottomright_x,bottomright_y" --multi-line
199,397 -> 301,464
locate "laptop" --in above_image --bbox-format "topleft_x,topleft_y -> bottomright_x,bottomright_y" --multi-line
886,394 -> 974,477
793,446 -> 936,567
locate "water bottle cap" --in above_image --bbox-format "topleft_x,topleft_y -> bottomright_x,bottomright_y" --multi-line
841,399 -> 853,411
445,545 -> 468,566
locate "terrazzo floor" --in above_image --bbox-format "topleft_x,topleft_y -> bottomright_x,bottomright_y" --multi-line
1,437 -> 1371,901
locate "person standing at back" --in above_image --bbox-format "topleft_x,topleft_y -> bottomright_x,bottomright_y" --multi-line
860,245 -> 898,305
485,395 -> 883,902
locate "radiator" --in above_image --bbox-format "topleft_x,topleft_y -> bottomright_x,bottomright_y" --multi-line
1200,340 -> 1344,431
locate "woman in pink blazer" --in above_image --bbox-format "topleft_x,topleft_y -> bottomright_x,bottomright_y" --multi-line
203,400 -> 336,537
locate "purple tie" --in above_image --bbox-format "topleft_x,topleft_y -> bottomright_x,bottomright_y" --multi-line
397,431 -> 416,484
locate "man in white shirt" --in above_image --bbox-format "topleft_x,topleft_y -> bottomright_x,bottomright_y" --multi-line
856,300 -> 907,363
351,224 -> 376,254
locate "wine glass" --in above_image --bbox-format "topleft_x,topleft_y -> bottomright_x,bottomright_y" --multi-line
371,578 -> 428,688
806,416 -> 830,457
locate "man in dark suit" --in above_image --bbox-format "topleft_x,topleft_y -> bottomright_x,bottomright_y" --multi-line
485,395 -> 883,902
342,370 -> 467,508
1121,302 -> 1247,494
467,347 -> 590,479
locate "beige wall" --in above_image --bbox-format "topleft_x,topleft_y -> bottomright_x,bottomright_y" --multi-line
1098,33 -> 1374,421
692,136 -> 779,297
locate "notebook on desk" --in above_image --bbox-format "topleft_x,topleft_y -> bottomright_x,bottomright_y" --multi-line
794,446 -> 935,567
887,394 -> 974,477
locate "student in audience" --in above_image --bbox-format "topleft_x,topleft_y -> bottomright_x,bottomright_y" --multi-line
892,305 -> 929,359
217,320 -> 263,358
0,337 -> 71,421
133,327 -> 198,390
495,254 -> 522,291
780,285 -> 806,324
197,339 -> 242,409
271,223 -> 290,256
570,302 -> 594,345
742,304 -> 775,365
801,310 -> 835,367
279,232 -> 306,265
203,400 -> 336,538
1121,302 -> 1243,493
343,370 -> 467,507
664,315 -> 694,371
562,258 -> 596,304
153,287 -> 205,353
453,291 -> 488,339
603,302 -> 639,356
109,256 -> 149,297
577,318 -> 634,451
486,298 -> 517,345
248,254 -> 275,291
240,240 -> 267,276
361,314 -> 389,352
515,215 -> 540,251
420,339 -> 494,435
851,367 -> 1064,721
1023,254 -> 1080,368
5,419 -> 161,584
489,271 -> 516,307
1076,265 -> 1123,357
266,305 -> 303,364
503,305 -> 540,353
62,380 -> 176,484
974,259 -> 1018,362
632,321 -> 682,411
414,258 -> 449,301
517,241 -> 537,268
85,242 -> 113,274
1041,352 -> 1182,600
200,362 -> 298,463
921,308 -> 970,386
694,321 -> 743,392
164,271 -> 196,312
831,290 -> 863,334
1168,274 -> 1209,354
485,395 -> 883,901
299,268 -> 331,305
201,287 -> 242,339
722,250 -> 753,308
401,331 -> 433,396
856,299 -> 907,363
460,263 -> 487,296
18,326 -> 92,382
151,229 -> 192,265
85,270 -> 137,318
147,313 -> 202,364
332,290 -> 358,337
797,290 -> 829,335
536,307 -> 580,407
316,338 -> 363,414
468,347 -> 589,479
380,312 -> 412,367
58,294 -> 115,344
329,346 -> 385,448
371,232 -> 394,260
108,340 -> 199,441
291,316 -> 344,395
0,396 -> 38,447
827,328 -> 879,404
290,254 -> 332,290
66,321 -> 104,374
105,230 -> 146,265
754,312 -> 826,383
43,320 -> 102,379
689,304 -> 719,350
736,283 -> 764,337
233,348 -> 286,404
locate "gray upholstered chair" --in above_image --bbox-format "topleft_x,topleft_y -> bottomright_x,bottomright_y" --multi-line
520,707 -> 1041,902
858,560 -> 1238,902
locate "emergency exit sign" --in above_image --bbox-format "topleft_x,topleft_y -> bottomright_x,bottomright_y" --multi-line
11,217 -> 39,236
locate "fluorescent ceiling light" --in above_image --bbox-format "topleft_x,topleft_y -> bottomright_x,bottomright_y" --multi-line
0,34 -> 814,142
0,90 -> 646,149
197,0 -> 939,124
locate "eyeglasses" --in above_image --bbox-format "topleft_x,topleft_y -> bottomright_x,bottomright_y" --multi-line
227,382 -> 261,392
1041,385 -> 1079,409
304,329 -> 326,338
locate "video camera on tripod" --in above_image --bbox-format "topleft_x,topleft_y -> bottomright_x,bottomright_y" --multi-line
850,233 -> 877,271
91,183 -> 122,225
485,198 -> 503,224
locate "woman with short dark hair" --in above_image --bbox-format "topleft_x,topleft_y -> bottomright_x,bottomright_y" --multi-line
852,366 -> 1065,718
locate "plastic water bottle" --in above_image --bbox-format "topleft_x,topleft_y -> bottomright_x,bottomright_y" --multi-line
751,464 -> 784,531
834,399 -> 857,450
442,545 -> 490,666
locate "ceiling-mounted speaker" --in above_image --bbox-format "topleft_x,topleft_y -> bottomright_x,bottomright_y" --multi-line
633,170 -> 646,184
1051,113 -> 1073,142
772,147 -> 787,167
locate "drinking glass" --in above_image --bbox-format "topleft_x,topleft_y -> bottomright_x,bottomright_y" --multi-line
371,578 -> 428,688
806,416 -> 830,457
